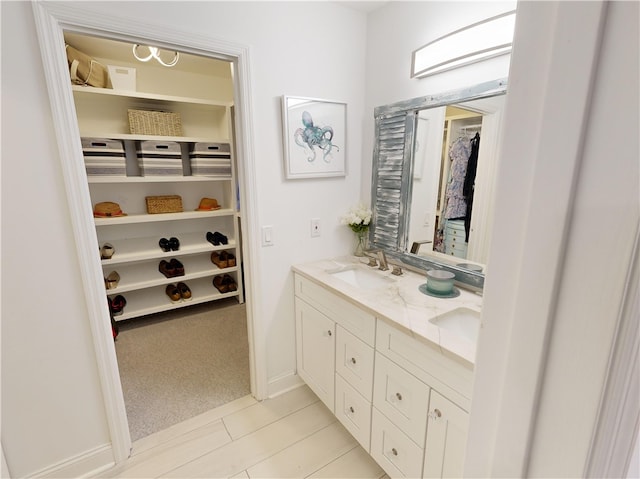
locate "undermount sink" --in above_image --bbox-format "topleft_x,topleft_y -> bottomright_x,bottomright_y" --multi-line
328,266 -> 392,290
429,307 -> 481,342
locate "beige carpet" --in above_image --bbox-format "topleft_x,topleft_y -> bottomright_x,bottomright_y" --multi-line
114,299 -> 250,441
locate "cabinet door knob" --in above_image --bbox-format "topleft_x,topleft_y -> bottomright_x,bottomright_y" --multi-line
350,357 -> 357,365
327,330 -> 332,337
395,392 -> 403,401
430,408 -> 442,420
391,448 -> 398,456
349,406 -> 355,413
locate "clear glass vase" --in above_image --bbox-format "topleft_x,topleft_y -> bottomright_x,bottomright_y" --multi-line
354,230 -> 368,257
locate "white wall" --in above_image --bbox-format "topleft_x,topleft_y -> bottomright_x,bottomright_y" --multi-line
1,1 -> 367,477
363,0 -> 516,207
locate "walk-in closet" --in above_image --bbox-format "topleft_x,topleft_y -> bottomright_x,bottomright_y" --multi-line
63,32 -> 250,441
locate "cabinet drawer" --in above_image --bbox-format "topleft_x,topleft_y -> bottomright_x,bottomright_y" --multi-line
445,220 -> 465,232
376,320 -> 473,411
335,374 -> 372,452
295,274 -> 376,345
373,353 -> 430,447
371,408 -> 424,478
336,325 -> 375,400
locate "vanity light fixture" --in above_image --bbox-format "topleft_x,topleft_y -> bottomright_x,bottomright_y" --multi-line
132,44 -> 179,67
411,10 -> 516,79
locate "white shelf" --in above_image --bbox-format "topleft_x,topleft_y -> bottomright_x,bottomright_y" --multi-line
78,132 -> 231,143
94,208 -> 235,226
100,232 -> 236,265
88,176 -> 232,184
110,275 -> 240,321
103,259 -> 239,294
72,85 -> 233,108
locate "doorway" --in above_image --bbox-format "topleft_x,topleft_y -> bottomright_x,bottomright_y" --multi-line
33,2 -> 262,463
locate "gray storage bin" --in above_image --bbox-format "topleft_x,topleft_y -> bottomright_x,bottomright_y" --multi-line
82,138 -> 126,176
189,142 -> 231,177
136,140 -> 183,176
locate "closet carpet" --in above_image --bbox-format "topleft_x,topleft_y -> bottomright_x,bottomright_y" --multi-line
114,299 -> 250,442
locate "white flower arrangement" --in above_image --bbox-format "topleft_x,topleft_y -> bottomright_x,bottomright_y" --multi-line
341,204 -> 372,233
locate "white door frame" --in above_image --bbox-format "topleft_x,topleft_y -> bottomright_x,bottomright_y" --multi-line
31,1 -> 266,463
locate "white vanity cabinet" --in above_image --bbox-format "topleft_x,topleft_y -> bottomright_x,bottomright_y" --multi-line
293,272 -> 473,479
294,274 -> 375,450
72,85 -> 243,320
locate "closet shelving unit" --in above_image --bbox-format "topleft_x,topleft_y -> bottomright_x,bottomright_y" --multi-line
72,84 -> 244,321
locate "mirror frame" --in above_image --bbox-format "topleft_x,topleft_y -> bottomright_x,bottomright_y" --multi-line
369,78 -> 508,291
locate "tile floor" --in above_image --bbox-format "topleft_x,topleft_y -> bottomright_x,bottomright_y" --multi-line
99,385 -> 387,478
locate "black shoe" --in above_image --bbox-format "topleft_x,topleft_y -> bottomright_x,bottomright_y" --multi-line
159,237 -> 171,252
214,231 -> 228,245
206,231 -> 219,246
169,237 -> 180,251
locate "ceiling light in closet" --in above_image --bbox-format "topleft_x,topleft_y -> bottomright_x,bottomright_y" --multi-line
411,10 -> 516,79
132,45 -> 180,67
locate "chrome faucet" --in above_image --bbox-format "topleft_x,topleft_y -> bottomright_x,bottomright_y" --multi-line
364,248 -> 389,271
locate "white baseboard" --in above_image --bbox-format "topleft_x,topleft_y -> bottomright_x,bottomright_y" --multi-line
28,444 -> 114,479
267,371 -> 304,398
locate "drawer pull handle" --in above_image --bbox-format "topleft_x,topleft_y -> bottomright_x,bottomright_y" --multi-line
391,448 -> 398,456
395,392 -> 403,401
349,406 -> 355,413
350,357 -> 357,365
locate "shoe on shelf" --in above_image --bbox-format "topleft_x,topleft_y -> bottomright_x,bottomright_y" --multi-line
215,231 -> 228,245
109,294 -> 127,316
169,258 -> 185,276
165,284 -> 181,303
211,251 -> 227,269
159,238 -> 171,252
206,231 -> 220,246
206,231 -> 228,246
213,275 -> 228,293
177,282 -> 192,301
159,260 -> 176,278
226,252 -> 236,267
105,271 -> 121,290
101,243 -> 115,260
169,237 -> 180,251
222,274 -> 237,292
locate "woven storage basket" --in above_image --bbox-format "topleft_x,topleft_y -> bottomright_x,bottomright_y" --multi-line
145,195 -> 183,214
128,109 -> 183,136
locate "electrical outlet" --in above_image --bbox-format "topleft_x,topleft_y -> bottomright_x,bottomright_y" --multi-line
311,218 -> 321,237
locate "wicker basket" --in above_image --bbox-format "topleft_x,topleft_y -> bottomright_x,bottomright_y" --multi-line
128,109 -> 183,136
145,195 -> 183,214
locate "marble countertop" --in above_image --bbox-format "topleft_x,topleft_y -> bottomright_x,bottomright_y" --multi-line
292,256 -> 483,366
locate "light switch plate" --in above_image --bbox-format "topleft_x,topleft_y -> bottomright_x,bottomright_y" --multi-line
262,225 -> 274,246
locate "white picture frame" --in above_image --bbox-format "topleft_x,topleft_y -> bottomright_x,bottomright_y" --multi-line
282,95 -> 347,179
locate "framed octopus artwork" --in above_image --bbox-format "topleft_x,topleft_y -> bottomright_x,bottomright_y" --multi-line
281,95 -> 347,179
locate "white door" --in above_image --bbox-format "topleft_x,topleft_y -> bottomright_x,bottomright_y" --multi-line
295,298 -> 335,411
423,390 -> 469,478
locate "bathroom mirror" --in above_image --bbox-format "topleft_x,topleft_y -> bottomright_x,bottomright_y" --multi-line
370,78 -> 508,290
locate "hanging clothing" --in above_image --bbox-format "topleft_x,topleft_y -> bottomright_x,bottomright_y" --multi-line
443,136 -> 471,220
463,133 -> 481,241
